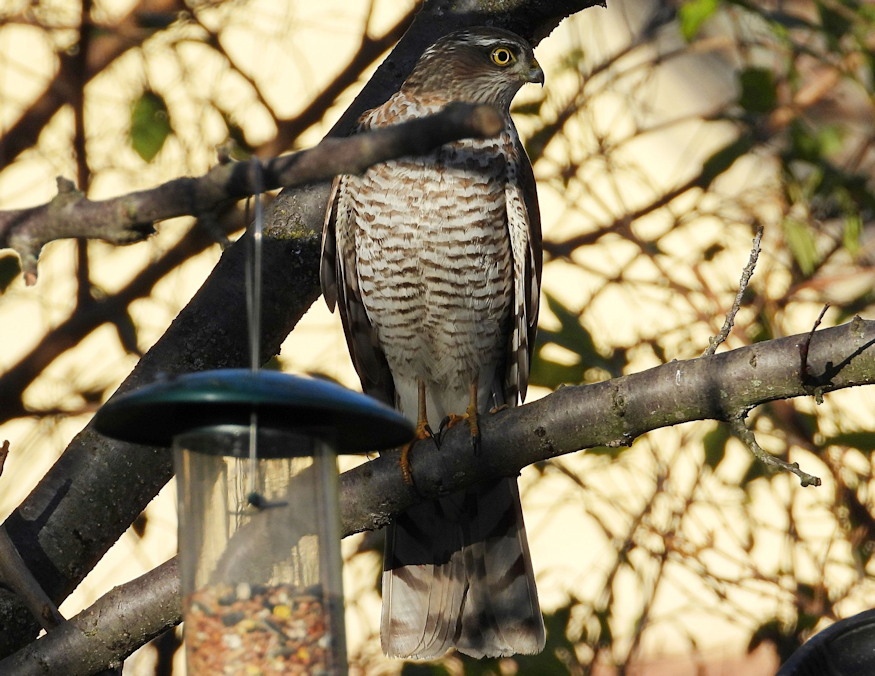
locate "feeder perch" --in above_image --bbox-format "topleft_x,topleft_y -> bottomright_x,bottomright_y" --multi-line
94,369 -> 413,676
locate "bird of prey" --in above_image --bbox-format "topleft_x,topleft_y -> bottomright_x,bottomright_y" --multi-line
321,26 -> 545,660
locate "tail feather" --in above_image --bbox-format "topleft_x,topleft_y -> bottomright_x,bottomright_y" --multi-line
381,477 -> 544,659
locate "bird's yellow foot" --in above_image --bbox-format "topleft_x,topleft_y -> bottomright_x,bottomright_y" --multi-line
399,422 -> 433,486
400,381 -> 436,486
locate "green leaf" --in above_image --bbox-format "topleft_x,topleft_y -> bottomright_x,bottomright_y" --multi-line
130,90 -> 172,162
738,67 -> 778,114
839,191 -> 863,255
543,293 -> 592,353
529,355 -> 584,389
679,0 -> 721,41
783,217 -> 819,275
739,455 -> 767,487
218,109 -> 254,160
530,293 -> 629,388
558,46 -> 586,72
514,604 -> 576,675
816,124 -> 845,157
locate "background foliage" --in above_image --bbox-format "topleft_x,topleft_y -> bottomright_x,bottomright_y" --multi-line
0,0 -> 873,673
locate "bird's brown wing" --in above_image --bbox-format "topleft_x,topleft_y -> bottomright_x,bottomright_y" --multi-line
502,122 -> 542,405
320,124 -> 396,407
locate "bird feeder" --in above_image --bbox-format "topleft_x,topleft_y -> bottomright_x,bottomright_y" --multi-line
94,369 -> 413,675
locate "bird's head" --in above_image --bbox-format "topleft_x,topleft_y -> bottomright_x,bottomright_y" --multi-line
403,27 -> 544,109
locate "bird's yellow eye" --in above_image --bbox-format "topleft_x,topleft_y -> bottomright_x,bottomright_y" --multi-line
490,47 -> 515,67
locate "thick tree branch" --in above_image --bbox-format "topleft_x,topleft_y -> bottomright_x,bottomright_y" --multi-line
2,319 -> 872,673
340,318 -> 875,533
0,103 -> 503,284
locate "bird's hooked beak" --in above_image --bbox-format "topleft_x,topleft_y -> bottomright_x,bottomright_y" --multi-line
527,59 -> 545,87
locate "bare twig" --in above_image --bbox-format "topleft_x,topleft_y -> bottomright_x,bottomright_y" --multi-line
704,223 -> 764,356
257,6 -> 418,157
0,102 -> 503,284
543,173 -> 702,258
0,527 -> 65,632
0,442 -> 65,632
800,304 -> 831,386
729,415 -> 821,487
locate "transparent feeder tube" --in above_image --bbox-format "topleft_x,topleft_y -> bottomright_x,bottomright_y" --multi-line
174,426 -> 346,675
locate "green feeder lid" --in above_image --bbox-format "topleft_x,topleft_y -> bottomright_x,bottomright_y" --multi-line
93,369 -> 413,453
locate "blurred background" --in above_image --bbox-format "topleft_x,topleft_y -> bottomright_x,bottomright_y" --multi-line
1,0 -> 874,673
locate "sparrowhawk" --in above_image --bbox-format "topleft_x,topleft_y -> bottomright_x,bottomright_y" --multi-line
321,26 -> 545,660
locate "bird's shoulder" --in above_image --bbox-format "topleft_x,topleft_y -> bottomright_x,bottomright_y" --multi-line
357,90 -> 463,129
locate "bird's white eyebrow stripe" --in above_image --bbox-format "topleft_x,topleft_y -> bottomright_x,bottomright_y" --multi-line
468,37 -> 504,46
456,33 -> 521,48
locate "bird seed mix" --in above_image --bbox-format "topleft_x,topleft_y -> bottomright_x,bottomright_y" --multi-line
184,582 -> 335,675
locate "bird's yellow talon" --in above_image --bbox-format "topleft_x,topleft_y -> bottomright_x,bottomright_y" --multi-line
466,400 -> 480,440
442,413 -> 466,429
400,443 -> 414,486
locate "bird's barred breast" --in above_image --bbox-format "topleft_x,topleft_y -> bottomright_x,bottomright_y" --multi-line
349,140 -> 513,391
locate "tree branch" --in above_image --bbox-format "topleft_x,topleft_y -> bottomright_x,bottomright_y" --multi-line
0,559 -> 180,676
2,319 -> 872,673
728,415 -> 821,487
0,103 -> 503,284
0,527 -> 64,633
340,318 -> 874,533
